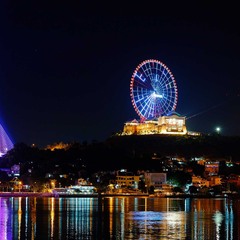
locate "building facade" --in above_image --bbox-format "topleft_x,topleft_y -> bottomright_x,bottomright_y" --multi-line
122,112 -> 187,136
115,169 -> 140,189
144,172 -> 167,189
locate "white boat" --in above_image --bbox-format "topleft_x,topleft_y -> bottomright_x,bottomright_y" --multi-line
67,178 -> 97,194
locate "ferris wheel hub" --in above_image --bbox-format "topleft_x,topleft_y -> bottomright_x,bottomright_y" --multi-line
152,92 -> 163,98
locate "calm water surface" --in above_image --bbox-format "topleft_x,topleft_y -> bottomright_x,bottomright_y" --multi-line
0,196 -> 239,239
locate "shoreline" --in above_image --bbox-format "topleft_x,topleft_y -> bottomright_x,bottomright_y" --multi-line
0,192 -> 239,199
0,192 -> 149,198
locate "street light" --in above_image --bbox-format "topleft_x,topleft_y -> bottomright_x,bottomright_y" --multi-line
18,181 -> 22,192
216,127 -> 221,134
50,180 -> 56,189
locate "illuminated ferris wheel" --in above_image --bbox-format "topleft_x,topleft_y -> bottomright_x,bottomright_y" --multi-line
130,59 -> 178,120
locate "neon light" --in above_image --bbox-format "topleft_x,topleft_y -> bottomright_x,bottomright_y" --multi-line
152,92 -> 163,98
0,124 -> 14,157
134,72 -> 146,82
130,59 -> 178,119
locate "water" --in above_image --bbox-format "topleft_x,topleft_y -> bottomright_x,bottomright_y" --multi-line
0,196 -> 239,239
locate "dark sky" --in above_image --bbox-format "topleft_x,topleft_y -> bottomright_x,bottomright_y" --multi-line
0,2 -> 240,147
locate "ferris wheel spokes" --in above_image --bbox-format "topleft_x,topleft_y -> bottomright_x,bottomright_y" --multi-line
130,59 -> 178,119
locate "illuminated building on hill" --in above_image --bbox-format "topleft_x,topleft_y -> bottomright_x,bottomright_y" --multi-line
122,112 -> 188,136
123,59 -> 201,136
45,142 -> 70,151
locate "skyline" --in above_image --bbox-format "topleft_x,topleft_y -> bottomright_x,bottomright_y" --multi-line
0,2 -> 240,147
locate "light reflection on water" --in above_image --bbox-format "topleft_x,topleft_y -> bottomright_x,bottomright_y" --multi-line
0,196 -> 239,239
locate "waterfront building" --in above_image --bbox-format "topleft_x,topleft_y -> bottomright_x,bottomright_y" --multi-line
159,183 -> 174,195
192,175 -> 210,188
208,176 -> 222,186
144,172 -> 167,189
115,169 -> 140,189
144,172 -> 174,195
227,174 -> 240,187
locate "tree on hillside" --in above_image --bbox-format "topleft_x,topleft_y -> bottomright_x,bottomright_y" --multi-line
167,171 -> 192,188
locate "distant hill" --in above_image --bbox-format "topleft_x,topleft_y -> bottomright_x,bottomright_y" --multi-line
1,134 -> 240,175
104,134 -> 240,162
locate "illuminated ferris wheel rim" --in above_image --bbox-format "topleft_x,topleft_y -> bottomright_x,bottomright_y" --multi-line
130,59 -> 178,120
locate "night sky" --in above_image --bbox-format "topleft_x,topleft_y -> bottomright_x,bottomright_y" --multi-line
0,2 -> 239,147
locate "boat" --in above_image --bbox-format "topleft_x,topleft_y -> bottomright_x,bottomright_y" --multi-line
52,178 -> 97,196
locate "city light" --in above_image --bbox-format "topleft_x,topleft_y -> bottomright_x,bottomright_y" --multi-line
216,127 -> 221,134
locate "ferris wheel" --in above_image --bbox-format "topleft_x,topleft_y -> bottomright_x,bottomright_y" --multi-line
130,59 -> 178,120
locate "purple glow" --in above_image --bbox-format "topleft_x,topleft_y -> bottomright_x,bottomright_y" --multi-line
0,124 -> 14,157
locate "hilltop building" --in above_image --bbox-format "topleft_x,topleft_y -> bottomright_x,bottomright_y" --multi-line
125,59 -> 202,137
122,112 -> 191,136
